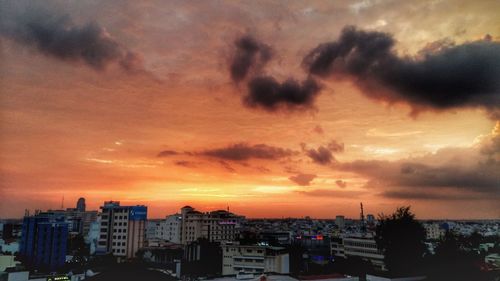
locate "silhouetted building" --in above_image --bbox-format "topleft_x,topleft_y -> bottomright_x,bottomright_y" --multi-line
76,198 -> 86,212
182,239 -> 222,277
19,212 -> 69,271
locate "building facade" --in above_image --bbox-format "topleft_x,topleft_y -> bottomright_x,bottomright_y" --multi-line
160,214 -> 182,244
19,212 -> 69,271
331,235 -> 385,270
221,242 -> 289,276
97,201 -> 147,259
180,206 -> 244,245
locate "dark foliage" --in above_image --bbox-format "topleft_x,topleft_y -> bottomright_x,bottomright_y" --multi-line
375,206 -> 426,276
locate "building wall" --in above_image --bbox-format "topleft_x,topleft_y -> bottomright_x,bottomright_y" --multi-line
221,243 -> 289,276
331,236 -> 386,270
97,202 -> 146,259
180,207 -> 243,245
19,213 -> 68,271
159,214 -> 181,244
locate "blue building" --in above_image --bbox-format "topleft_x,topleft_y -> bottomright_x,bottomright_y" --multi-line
20,212 -> 69,271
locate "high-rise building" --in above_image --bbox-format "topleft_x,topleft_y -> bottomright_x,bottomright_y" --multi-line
96,201 -> 147,259
76,198 -> 86,212
180,206 -> 244,245
19,212 -> 69,271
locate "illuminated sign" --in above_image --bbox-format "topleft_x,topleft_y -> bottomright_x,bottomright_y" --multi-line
47,276 -> 70,281
129,206 -> 147,220
218,221 -> 236,225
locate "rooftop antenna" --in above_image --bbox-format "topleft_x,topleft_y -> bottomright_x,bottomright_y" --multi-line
61,195 -> 64,209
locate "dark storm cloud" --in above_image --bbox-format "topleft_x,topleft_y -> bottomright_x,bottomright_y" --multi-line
218,160 -> 236,172
305,146 -> 334,165
327,140 -> 345,152
229,35 -> 322,112
380,190 -> 494,200
201,143 -> 295,161
174,160 -> 197,168
303,26 -> 500,114
337,156 -> 499,194
245,76 -> 322,111
302,140 -> 344,165
157,150 -> 179,157
230,35 -> 272,82
0,7 -> 143,71
289,173 -> 317,186
335,180 -> 347,188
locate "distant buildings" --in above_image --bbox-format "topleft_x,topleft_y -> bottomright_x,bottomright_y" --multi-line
221,242 -> 289,276
76,198 -> 86,212
19,212 -> 69,271
423,223 -> 445,240
335,216 -> 345,230
96,201 -> 147,259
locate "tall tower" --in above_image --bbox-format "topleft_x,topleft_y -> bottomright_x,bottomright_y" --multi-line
77,198 -> 86,212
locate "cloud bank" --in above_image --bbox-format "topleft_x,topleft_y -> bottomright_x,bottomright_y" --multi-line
303,26 -> 500,116
0,6 -> 143,71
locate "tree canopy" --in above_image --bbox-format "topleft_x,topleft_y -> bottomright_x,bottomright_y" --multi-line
375,206 -> 426,276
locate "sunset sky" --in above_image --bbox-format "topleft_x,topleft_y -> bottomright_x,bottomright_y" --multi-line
1,0 -> 499,219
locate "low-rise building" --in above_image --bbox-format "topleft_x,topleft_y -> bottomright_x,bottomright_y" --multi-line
331,235 -> 385,270
221,242 -> 289,276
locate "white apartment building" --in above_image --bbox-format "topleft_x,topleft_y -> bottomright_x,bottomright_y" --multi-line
97,201 -> 147,259
221,242 -> 289,276
159,214 -> 182,244
180,206 -> 244,244
331,235 -> 386,270
423,223 -> 445,240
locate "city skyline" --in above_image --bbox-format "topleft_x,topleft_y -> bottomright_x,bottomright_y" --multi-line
1,0 -> 499,220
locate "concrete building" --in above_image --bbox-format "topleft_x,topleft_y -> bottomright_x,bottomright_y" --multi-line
180,206 -> 244,244
145,220 -> 161,241
0,255 -> 19,272
221,242 -> 289,276
96,201 -> 147,259
160,214 -> 182,244
331,235 -> 385,270
19,212 -> 69,271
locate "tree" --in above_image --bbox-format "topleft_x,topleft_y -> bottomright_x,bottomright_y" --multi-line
375,206 -> 426,276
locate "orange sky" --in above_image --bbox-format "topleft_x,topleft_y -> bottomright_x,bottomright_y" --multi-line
0,0 -> 499,219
